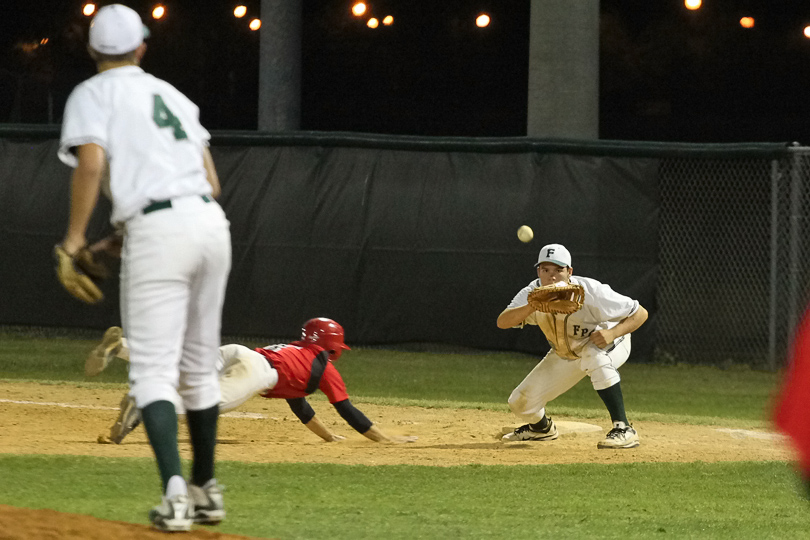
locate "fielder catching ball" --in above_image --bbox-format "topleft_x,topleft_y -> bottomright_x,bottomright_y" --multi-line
90,318 -> 418,446
497,243 -> 648,448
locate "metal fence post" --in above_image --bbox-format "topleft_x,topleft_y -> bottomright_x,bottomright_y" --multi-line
787,149 -> 805,349
768,158 -> 780,371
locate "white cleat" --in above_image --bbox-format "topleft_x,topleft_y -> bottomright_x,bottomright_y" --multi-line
502,419 -> 559,442
148,494 -> 194,532
189,479 -> 226,525
597,423 -> 640,449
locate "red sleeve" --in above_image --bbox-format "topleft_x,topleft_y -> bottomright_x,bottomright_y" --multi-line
319,362 -> 349,403
775,309 -> 810,474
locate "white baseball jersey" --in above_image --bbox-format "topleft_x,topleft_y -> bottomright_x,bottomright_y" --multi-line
506,276 -> 639,360
58,65 -> 212,223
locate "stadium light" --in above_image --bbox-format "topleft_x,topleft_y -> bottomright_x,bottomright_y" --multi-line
740,17 -> 754,29
249,18 -> 261,31
16,42 -> 40,54
476,14 -> 491,28
234,5 -> 247,18
367,17 -> 379,29
804,26 -> 810,39
152,5 -> 166,20
684,0 -> 702,10
82,3 -> 96,16
382,15 -> 393,26
352,3 -> 367,17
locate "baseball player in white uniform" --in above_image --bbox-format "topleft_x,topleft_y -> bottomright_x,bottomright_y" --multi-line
497,244 -> 648,449
57,5 -> 231,532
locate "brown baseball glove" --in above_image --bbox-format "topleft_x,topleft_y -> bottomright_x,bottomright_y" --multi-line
88,230 -> 124,259
54,245 -> 107,303
527,282 -> 585,314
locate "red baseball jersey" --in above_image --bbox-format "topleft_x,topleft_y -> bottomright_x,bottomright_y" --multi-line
255,341 -> 349,403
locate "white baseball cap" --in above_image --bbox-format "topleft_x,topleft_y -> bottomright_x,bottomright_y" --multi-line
89,4 -> 150,55
535,243 -> 572,268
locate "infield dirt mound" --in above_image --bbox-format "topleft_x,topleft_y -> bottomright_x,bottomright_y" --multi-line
0,504 -> 261,540
0,381 -> 793,466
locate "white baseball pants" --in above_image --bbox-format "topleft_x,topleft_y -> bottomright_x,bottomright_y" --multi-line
215,345 -> 278,412
122,195 -> 231,412
507,336 -> 632,423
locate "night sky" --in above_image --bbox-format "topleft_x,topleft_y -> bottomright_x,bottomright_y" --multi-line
3,0 -> 810,143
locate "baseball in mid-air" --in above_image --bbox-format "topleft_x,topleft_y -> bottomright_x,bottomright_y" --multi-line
517,225 -> 534,243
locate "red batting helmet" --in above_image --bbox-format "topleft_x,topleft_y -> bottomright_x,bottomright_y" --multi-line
301,318 -> 351,360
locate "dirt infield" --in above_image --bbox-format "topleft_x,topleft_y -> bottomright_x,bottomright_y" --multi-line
0,504 -> 261,540
0,381 -> 794,538
0,381 -> 792,465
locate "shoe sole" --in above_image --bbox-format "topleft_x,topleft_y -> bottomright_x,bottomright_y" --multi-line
85,327 -> 123,377
149,499 -> 193,532
503,433 -> 559,442
194,509 -> 226,525
151,519 -> 193,532
110,395 -> 140,444
110,419 -> 141,444
502,427 -> 559,442
597,440 -> 640,449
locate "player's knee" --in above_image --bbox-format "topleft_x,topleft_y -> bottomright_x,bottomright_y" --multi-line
130,379 -> 178,409
507,390 -> 545,420
507,389 -> 524,412
179,372 -> 220,410
589,367 -> 620,391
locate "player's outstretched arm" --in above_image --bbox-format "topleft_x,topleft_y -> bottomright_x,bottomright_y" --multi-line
496,303 -> 536,329
304,416 -> 346,442
287,398 -> 344,441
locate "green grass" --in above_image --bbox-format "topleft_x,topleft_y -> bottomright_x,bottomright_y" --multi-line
338,350 -> 780,425
0,330 -> 130,383
0,328 -> 800,539
0,455 -> 806,539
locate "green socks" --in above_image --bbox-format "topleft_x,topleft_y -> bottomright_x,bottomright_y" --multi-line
597,382 -> 630,425
186,404 -> 219,487
141,400 -> 182,491
142,400 -> 220,489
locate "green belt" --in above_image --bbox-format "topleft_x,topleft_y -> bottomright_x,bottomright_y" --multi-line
143,195 -> 213,214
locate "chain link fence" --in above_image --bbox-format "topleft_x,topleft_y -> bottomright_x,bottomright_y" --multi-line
657,148 -> 810,370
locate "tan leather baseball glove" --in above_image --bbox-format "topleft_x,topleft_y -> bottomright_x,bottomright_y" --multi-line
527,282 -> 585,314
54,245 -> 106,303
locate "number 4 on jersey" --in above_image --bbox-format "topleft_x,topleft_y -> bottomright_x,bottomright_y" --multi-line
152,94 -> 188,140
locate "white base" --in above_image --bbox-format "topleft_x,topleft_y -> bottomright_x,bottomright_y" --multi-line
555,420 -> 603,434
715,428 -> 786,441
